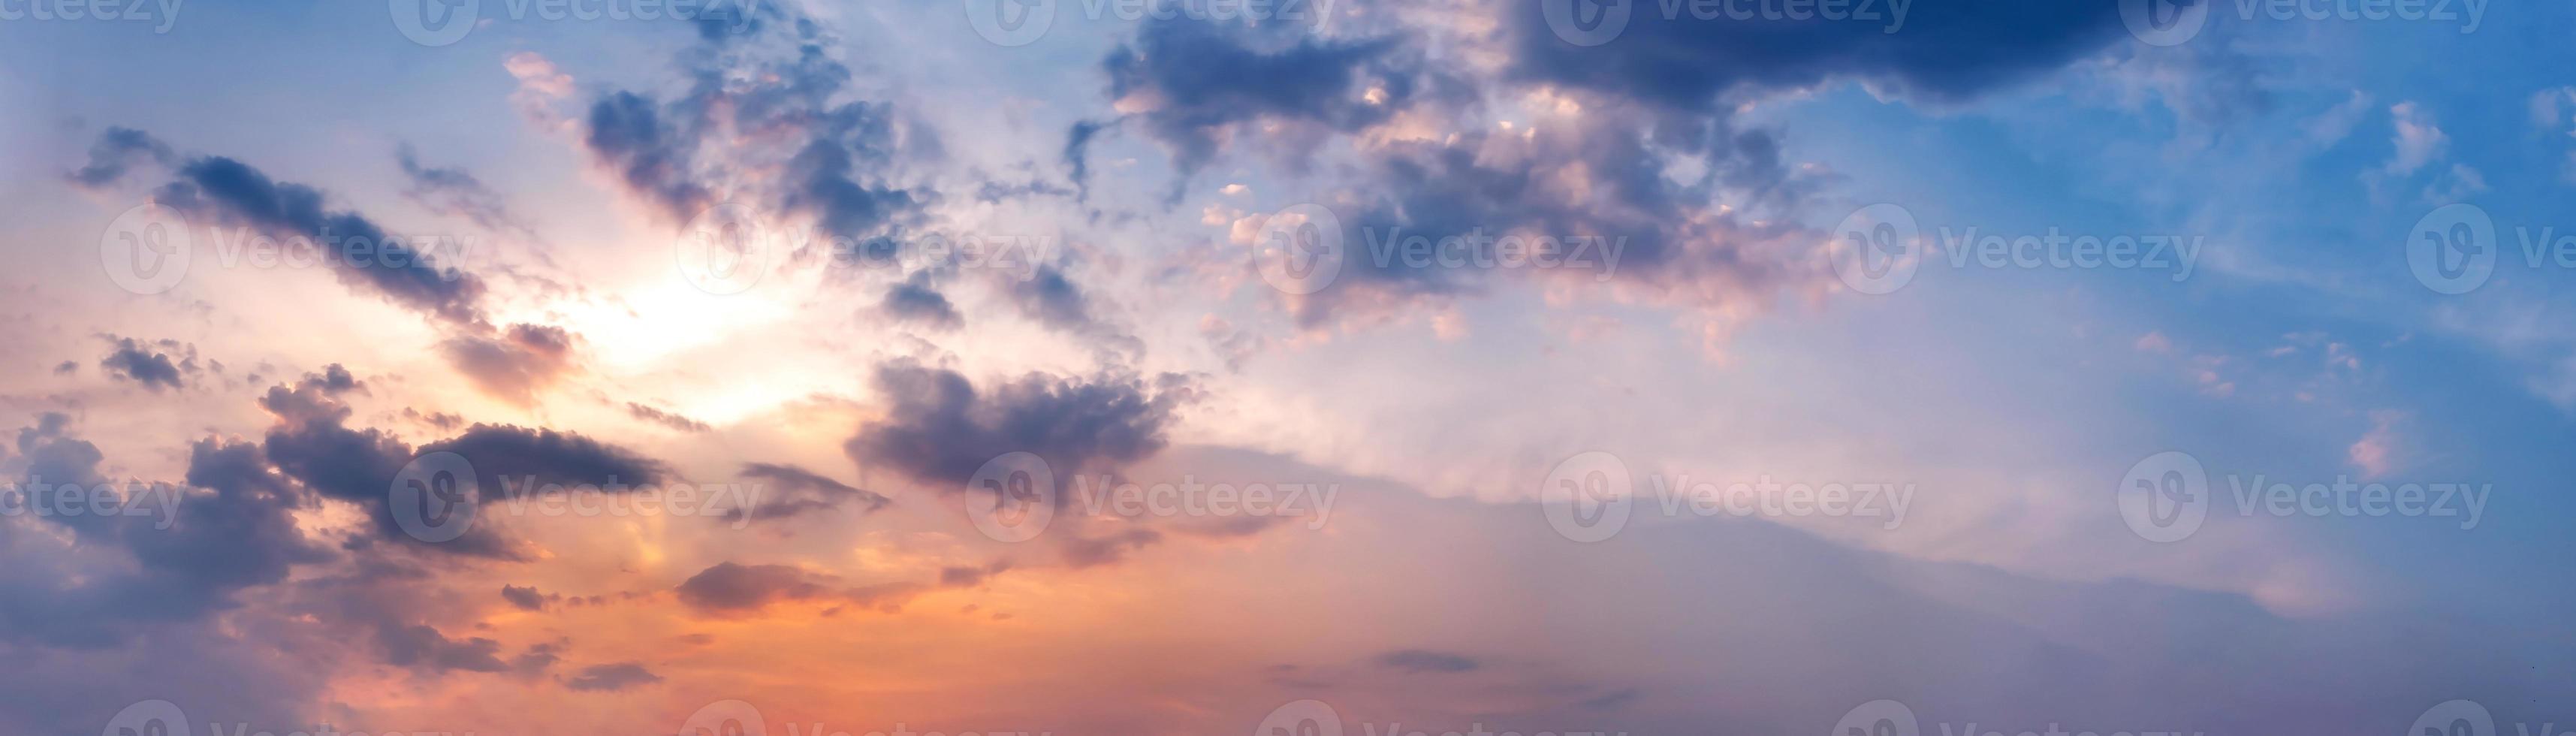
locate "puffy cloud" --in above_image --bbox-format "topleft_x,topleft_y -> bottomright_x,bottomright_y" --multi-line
843,360 -> 1195,489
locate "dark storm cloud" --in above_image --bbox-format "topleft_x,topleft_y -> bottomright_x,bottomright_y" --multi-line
727,462 -> 889,522
843,360 -> 1194,488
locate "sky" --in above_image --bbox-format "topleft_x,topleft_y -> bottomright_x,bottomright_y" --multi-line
0,0 -> 2571,734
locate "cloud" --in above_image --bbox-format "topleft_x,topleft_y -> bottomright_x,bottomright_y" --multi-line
98,336 -> 193,391
397,144 -> 536,237
843,360 -> 1196,490
563,662 -> 664,692
882,272 -> 964,330
438,323 -> 579,406
2384,101 -> 2449,177
1501,0 -> 2126,109
148,152 -> 490,327
1374,650 -> 1483,674
500,584 -> 556,611
674,562 -> 836,614
0,416 -> 327,649
627,403 -> 714,433
728,462 -> 890,522
66,125 -> 173,189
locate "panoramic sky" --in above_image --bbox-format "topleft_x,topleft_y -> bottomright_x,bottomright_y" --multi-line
1,0 -> 2571,734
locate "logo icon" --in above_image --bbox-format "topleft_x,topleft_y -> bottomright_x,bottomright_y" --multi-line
101,203 -> 192,295
1828,204 -> 1921,295
2410,701 -> 2495,736
390,0 -> 481,46
2408,204 -> 2496,295
677,201 -> 775,295
1253,203 -> 1345,296
104,699 -> 191,736
1541,451 -> 1633,543
1541,0 -> 1630,47
2120,0 -> 2209,47
2117,451 -> 2208,543
964,0 -> 1054,47
1833,700 -> 1920,736
1255,699 -> 1344,736
391,451 -> 479,543
679,699 -> 769,736
967,451 -> 1056,542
